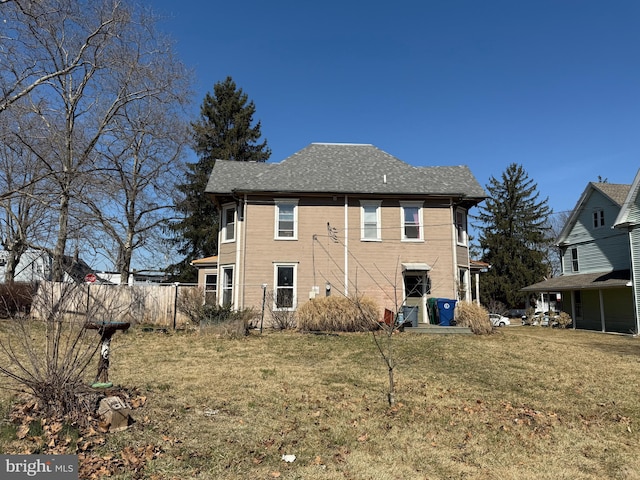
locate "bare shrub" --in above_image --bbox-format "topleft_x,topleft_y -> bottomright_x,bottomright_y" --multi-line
0,283 -> 100,420
265,290 -> 297,330
199,308 -> 257,338
456,302 -> 493,335
486,299 -> 507,316
176,287 -> 206,326
297,295 -> 380,332
555,311 -> 572,328
0,281 -> 142,422
0,282 -> 36,318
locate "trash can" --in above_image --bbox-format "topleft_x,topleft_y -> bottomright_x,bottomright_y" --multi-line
436,299 -> 457,326
402,305 -> 419,327
427,298 -> 438,324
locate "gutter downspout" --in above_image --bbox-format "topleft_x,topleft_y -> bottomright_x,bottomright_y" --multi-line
450,199 -> 458,299
241,194 -> 248,309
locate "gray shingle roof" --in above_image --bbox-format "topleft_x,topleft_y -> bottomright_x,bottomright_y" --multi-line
205,143 -> 486,198
593,182 -> 631,206
521,270 -> 631,292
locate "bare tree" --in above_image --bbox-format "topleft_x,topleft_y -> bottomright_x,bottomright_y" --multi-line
0,0 -> 117,115
3,0 -> 192,280
544,210 -> 571,278
80,29 -> 192,283
0,109 -> 55,282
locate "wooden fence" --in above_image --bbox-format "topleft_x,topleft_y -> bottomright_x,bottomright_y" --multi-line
31,281 -> 199,328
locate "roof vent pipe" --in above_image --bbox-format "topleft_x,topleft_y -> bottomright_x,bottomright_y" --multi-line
383,174 -> 387,184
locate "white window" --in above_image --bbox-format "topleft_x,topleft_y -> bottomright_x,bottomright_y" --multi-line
274,264 -> 296,310
221,204 -> 236,242
360,200 -> 381,241
401,202 -> 423,241
204,273 -> 217,305
593,209 -> 605,229
275,199 -> 298,240
221,266 -> 234,307
455,209 -> 467,245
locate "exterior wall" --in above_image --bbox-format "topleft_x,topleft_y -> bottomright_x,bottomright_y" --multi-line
0,250 -> 51,283
632,228 -> 640,331
561,190 -> 630,274
571,288 -> 635,333
217,194 -> 465,325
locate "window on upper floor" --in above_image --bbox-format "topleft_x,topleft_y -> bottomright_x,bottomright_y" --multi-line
401,202 -> 423,241
274,264 -> 296,310
593,209 -> 605,229
221,204 -> 236,242
360,200 -> 382,241
571,247 -> 579,272
455,209 -> 467,245
275,199 -> 298,240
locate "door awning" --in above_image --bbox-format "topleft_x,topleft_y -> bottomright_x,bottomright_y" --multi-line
402,263 -> 431,272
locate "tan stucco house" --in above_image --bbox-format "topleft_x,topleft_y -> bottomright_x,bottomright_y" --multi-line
203,143 -> 486,325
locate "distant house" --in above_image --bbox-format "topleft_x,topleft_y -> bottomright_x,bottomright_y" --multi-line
0,249 -> 93,284
523,173 -> 639,334
204,143 -> 486,325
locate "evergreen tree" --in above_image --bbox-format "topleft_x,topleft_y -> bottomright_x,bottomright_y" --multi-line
169,77 -> 271,281
475,164 -> 552,307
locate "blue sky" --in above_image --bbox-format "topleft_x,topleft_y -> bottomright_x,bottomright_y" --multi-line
152,0 -> 640,217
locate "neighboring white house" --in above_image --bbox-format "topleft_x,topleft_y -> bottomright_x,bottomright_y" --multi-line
523,178 -> 638,334
0,249 -> 92,284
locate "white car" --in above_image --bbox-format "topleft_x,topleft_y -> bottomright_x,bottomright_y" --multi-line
489,313 -> 511,327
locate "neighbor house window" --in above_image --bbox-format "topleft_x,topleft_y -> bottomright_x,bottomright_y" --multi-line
401,202 -> 423,241
204,273 -> 217,305
455,209 -> 467,245
221,267 -> 233,307
275,199 -> 298,240
571,248 -> 579,272
221,204 -> 236,242
274,264 -> 296,309
593,209 -> 605,228
360,201 -> 382,241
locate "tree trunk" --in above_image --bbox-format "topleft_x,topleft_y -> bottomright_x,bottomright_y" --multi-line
52,193 -> 70,282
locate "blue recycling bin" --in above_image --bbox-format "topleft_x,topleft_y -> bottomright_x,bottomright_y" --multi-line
436,299 -> 457,326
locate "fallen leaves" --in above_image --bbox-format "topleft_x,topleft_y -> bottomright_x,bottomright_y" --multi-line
5,387 -> 160,479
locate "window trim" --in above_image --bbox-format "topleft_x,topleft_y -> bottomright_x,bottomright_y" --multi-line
593,208 -> 605,229
360,200 -> 382,241
220,266 -> 234,307
400,202 -> 424,242
571,247 -> 579,272
273,263 -> 297,311
455,208 -> 467,246
221,203 -> 236,243
274,199 -> 299,240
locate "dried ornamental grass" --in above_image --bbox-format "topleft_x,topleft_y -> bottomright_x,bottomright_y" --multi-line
455,301 -> 493,335
296,295 -> 380,332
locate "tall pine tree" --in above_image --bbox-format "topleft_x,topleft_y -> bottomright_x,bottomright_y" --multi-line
169,77 -> 270,281
476,163 -> 552,308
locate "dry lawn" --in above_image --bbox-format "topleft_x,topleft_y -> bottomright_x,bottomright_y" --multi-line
1,325 -> 640,479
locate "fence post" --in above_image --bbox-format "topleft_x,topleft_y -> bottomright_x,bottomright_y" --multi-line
172,282 -> 180,330
260,283 -> 267,334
